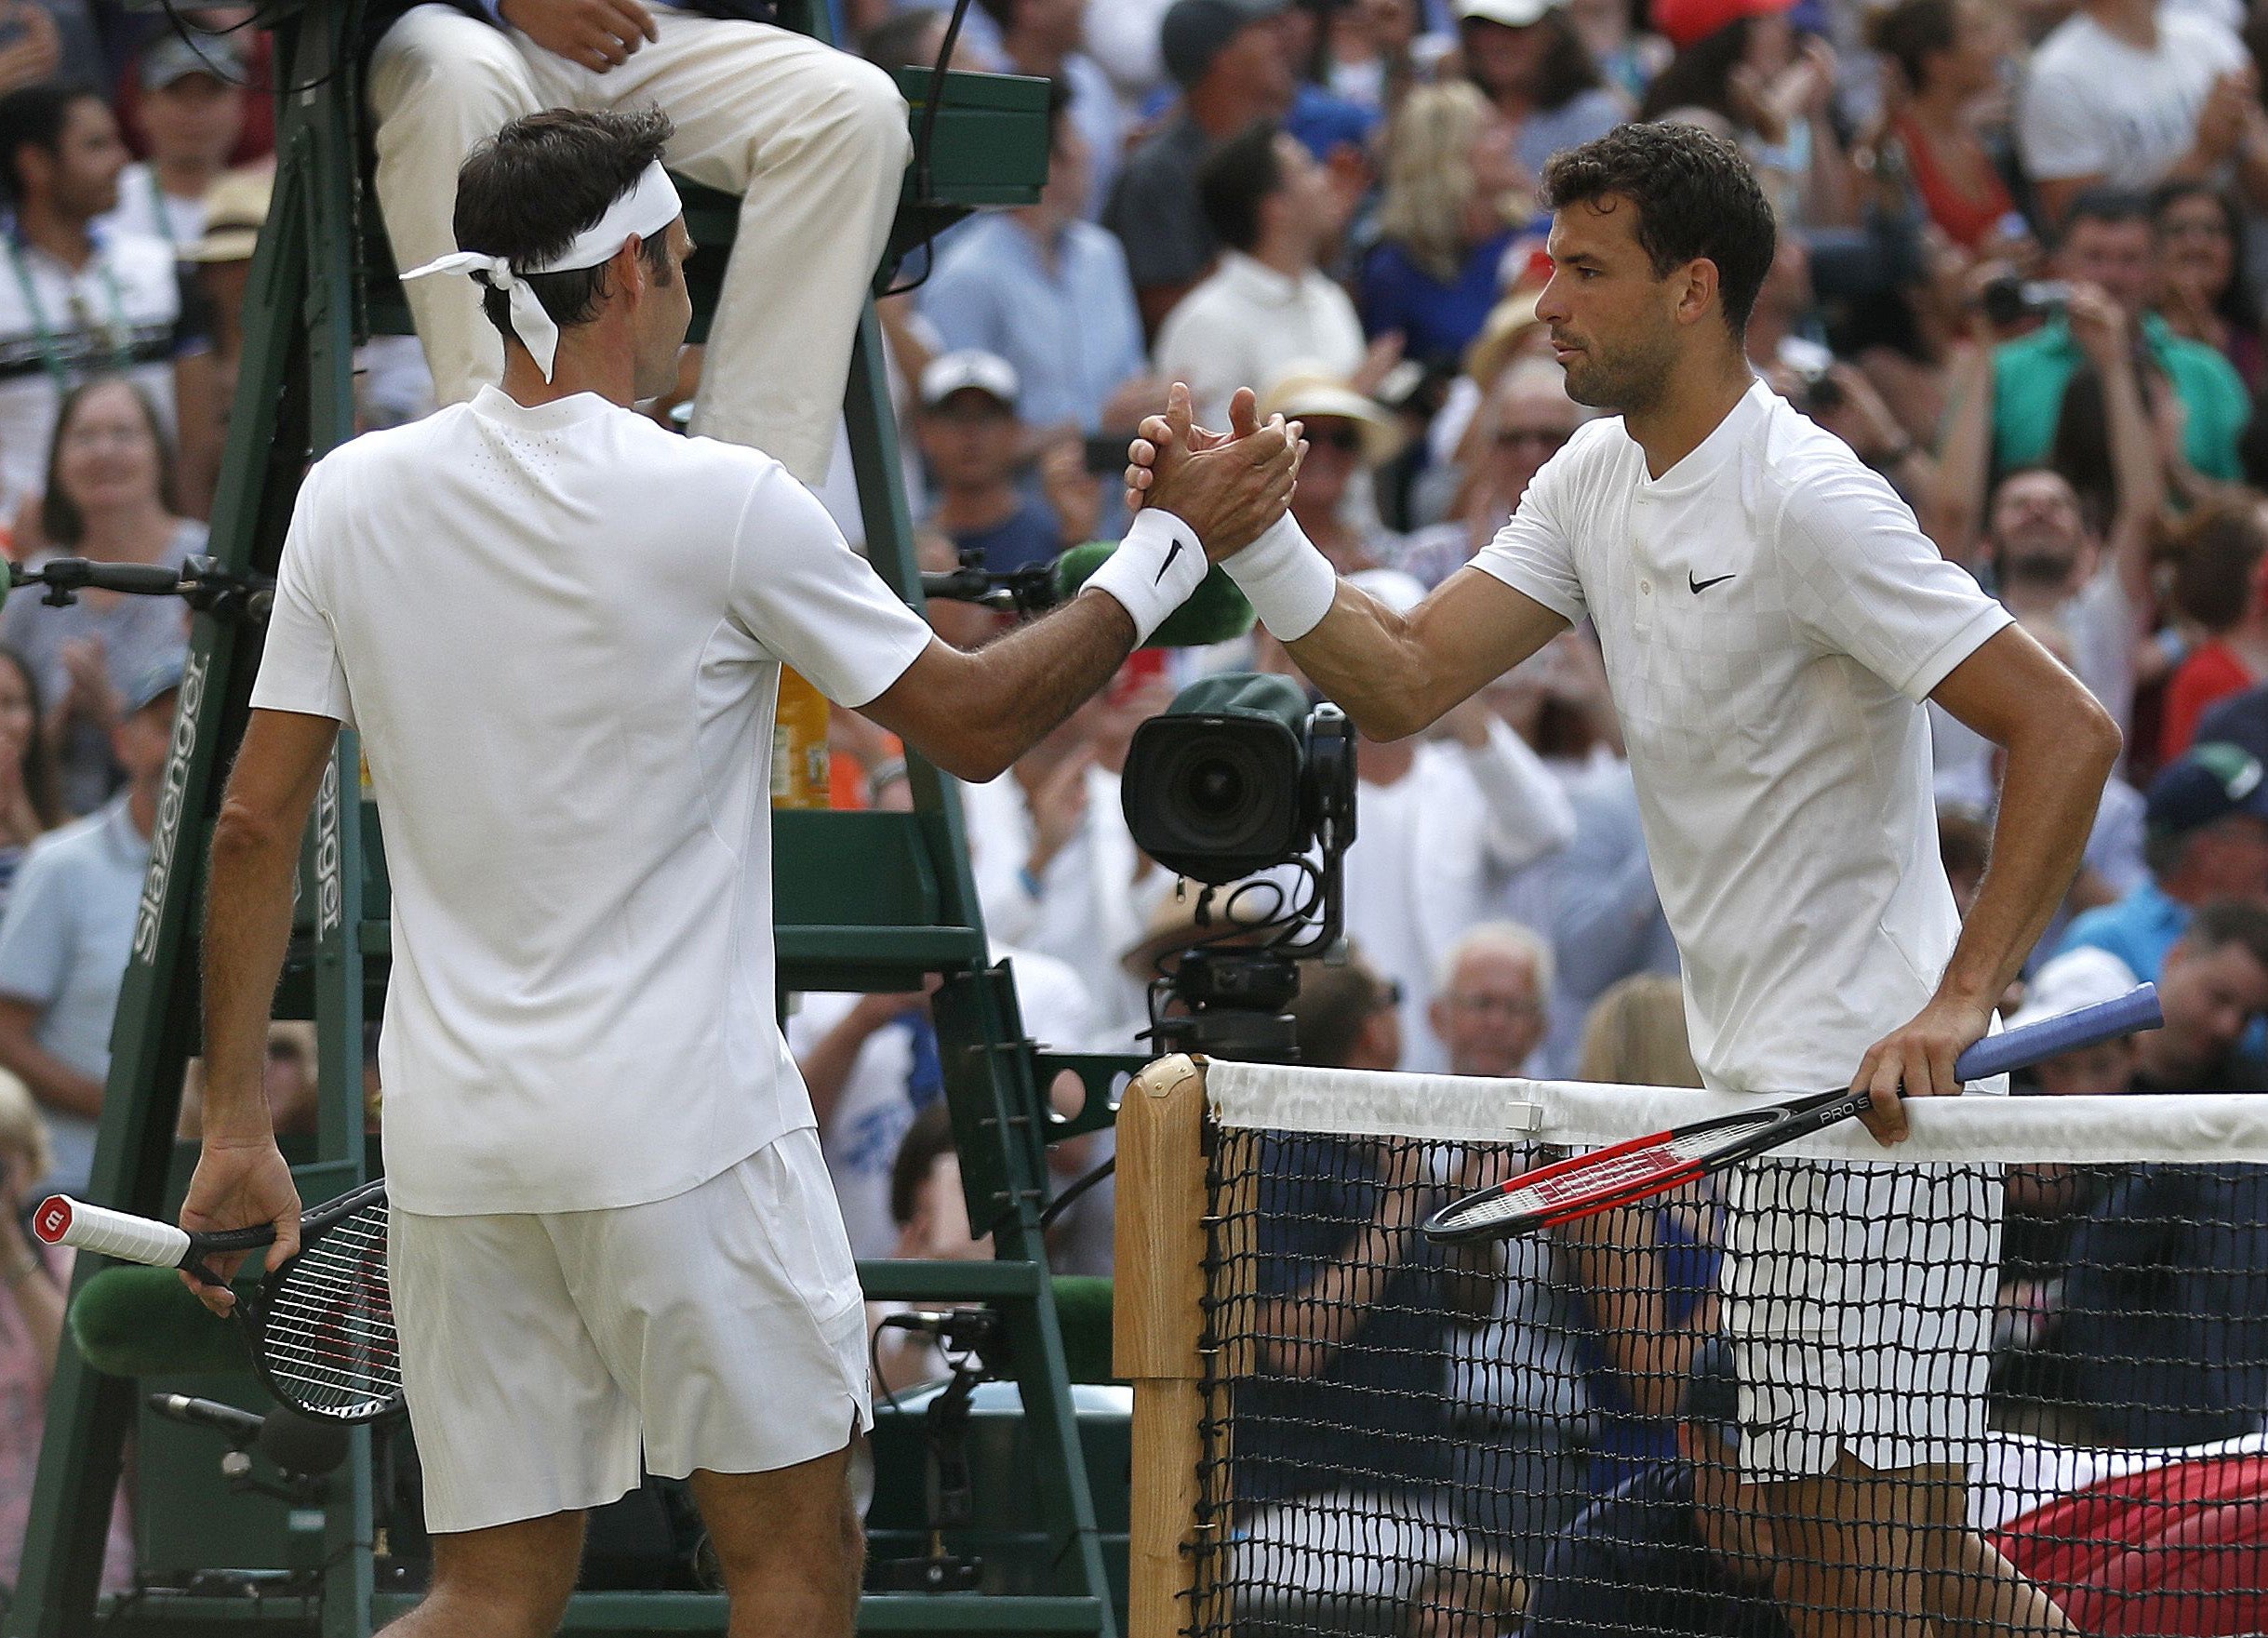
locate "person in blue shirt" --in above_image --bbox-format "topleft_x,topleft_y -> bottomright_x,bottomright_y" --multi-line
919,80 -> 1155,438
913,350 -> 1093,577
2054,742 -> 2268,981
1360,81 -> 1528,369
1523,1338 -> 1796,1638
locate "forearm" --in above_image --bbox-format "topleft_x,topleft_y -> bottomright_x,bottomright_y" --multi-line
199,811 -> 304,1139
954,593 -> 1137,780
0,1022 -> 105,1121
1928,341 -> 1992,565
1287,587 -> 1453,740
1939,721 -> 2117,1008
797,1010 -> 886,1125
2101,353 -> 2165,607
5,1257 -> 64,1378
1258,1199 -> 1424,1374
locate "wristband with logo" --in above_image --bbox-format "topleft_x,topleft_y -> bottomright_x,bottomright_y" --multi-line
1081,507 -> 1207,646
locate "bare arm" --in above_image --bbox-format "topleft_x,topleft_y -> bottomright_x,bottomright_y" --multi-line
179,708 -> 339,1309
1282,567 -> 1569,741
795,992 -> 924,1127
866,405 -> 1300,780
1852,625 -> 2121,1140
1927,337 -> 1994,566
2076,289 -> 2166,622
0,997 -> 104,1121
1254,1148 -> 1431,1377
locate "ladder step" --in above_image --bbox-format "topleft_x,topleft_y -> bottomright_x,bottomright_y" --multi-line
859,1258 -> 1044,1301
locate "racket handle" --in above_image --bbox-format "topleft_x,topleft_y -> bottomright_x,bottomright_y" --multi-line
1953,983 -> 2161,1082
32,1196 -> 193,1269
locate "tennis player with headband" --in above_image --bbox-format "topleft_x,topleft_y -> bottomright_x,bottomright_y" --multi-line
1130,122 -> 2119,1636
180,108 -> 1301,1638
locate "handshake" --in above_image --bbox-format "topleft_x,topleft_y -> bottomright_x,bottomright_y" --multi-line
1076,380 -> 1342,651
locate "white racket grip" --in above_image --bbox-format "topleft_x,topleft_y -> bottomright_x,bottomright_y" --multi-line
32,1195 -> 193,1267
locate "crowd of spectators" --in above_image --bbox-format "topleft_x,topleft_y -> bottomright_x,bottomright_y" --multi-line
8,0 -> 2268,1613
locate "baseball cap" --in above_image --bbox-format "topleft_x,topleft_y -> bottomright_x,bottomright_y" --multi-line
2007,947 -> 2143,1036
918,350 -> 1020,412
180,167 -> 271,265
1453,0 -> 1559,26
139,31 -> 246,90
2145,740 -> 2268,838
1650,0 -> 1794,51
1160,0 -> 1287,90
124,659 -> 184,717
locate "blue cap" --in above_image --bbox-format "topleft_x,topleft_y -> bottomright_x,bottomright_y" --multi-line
2144,741 -> 2268,838
123,658 -> 184,717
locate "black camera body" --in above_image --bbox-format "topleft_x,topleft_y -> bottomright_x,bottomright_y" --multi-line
1980,275 -> 2073,329
1119,673 -> 1358,1061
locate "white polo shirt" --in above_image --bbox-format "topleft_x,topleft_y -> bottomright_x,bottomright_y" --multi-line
251,387 -> 934,1216
1473,380 -> 2011,1096
0,228 -> 181,506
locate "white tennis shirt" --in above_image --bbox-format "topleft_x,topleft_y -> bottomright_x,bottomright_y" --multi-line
1473,380 -> 2011,1097
251,387 -> 934,1216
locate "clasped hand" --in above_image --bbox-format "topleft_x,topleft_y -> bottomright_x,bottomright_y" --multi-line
1123,384 -> 1306,560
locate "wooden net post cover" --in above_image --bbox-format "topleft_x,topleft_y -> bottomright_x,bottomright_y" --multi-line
1114,1053 -> 1208,1638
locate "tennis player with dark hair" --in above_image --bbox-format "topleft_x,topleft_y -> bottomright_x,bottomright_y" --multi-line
1131,120 -> 2118,1634
179,108 -> 1300,1638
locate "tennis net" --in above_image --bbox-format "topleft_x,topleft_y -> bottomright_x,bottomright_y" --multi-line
1113,1056 -> 2268,1638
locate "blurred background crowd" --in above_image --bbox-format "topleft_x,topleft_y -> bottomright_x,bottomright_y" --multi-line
3,0 -> 2268,1600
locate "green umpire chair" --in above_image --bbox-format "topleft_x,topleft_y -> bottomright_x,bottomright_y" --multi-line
7,2 -> 1134,1633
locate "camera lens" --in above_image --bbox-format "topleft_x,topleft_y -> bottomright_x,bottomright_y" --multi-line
1190,757 -> 1247,819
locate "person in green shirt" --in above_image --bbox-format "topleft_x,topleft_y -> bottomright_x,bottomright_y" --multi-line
1993,188 -> 2251,483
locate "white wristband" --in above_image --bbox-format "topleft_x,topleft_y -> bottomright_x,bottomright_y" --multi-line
1219,511 -> 1339,642
1082,507 -> 1207,646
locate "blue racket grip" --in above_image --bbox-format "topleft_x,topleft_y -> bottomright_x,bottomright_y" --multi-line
1952,984 -> 2161,1082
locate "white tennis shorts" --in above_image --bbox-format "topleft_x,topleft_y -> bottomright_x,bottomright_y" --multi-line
390,1128 -> 873,1533
1717,1157 -> 2001,1481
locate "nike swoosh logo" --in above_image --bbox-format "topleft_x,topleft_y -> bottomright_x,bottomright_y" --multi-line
1156,538 -> 1185,584
1689,572 -> 1736,593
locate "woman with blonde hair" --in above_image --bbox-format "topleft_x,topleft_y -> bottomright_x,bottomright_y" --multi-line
0,1068 -> 131,1591
1360,81 -> 1531,372
1556,974 -> 1719,1500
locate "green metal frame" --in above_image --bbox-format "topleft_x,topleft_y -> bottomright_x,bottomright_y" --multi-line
6,2 -> 1120,1632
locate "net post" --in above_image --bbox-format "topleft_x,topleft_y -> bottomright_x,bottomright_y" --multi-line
1115,1053 -> 1209,1638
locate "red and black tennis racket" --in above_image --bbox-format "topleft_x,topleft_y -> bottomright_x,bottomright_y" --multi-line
1422,985 -> 2162,1245
32,1179 -> 401,1423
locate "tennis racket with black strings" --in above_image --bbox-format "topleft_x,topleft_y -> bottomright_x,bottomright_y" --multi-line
1423,985 -> 2163,1245
32,1179 -> 400,1423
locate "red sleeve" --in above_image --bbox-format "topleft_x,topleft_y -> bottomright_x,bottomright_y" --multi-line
2161,644 -> 2257,765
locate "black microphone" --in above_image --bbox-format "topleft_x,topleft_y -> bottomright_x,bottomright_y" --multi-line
146,1392 -> 351,1477
147,1392 -> 264,1444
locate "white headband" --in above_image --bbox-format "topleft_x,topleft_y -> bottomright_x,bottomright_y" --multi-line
399,160 -> 683,380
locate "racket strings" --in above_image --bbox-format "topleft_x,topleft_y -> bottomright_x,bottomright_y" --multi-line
261,1205 -> 401,1420
1446,1117 -> 1776,1232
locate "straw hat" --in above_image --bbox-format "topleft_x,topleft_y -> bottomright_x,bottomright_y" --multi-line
1461,286 -> 1548,390
1259,369 -> 1406,467
181,167 -> 272,265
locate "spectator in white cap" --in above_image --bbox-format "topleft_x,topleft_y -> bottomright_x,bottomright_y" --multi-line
110,32 -> 247,253
1454,0 -> 1627,181
1154,118 -> 1370,431
1327,565 -> 1576,1072
914,348 -> 1101,577
2008,945 -> 2145,1096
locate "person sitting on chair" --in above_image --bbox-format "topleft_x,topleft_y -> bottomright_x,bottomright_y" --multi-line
363,0 -> 912,486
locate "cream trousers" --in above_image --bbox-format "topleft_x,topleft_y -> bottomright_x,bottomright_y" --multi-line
367,4 -> 910,484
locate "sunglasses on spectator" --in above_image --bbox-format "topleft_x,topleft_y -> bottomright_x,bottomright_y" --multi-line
1496,427 -> 1570,453
1307,423 -> 1365,454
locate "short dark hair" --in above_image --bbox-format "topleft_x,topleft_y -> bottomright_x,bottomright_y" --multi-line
0,83 -> 100,205
889,1102 -> 959,1228
1541,122 -> 1778,338
2057,186 -> 2152,243
41,375 -> 177,547
1287,955 -> 1388,1070
1197,119 -> 1284,255
2181,898 -> 2268,973
1866,0 -> 1958,93
2167,497 -> 2268,634
451,108 -> 676,349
